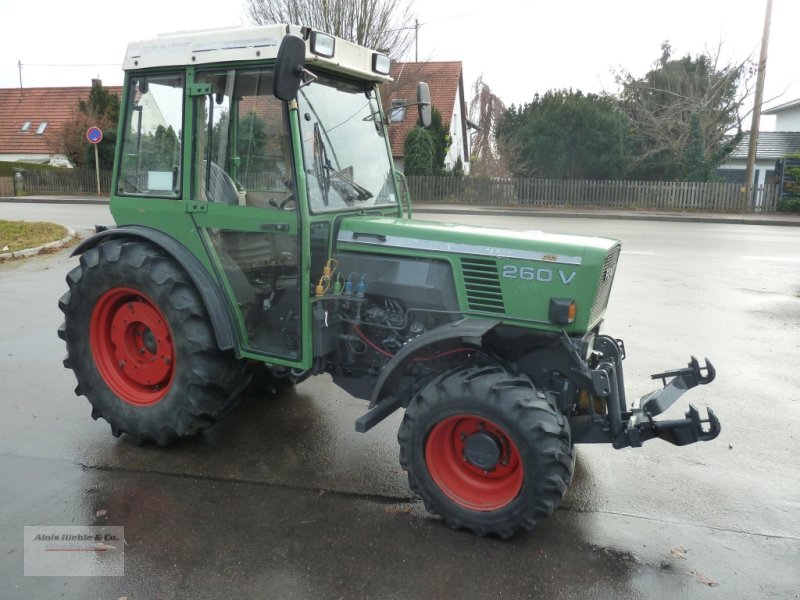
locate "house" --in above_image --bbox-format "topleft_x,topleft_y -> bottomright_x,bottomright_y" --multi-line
718,98 -> 800,185
382,61 -> 473,174
718,131 -> 800,185
0,81 -> 122,166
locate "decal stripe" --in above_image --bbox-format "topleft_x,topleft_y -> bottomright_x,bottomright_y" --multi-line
338,231 -> 583,265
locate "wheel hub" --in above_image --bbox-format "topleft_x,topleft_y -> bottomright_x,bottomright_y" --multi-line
142,327 -> 158,354
425,414 -> 523,511
463,430 -> 502,471
90,287 -> 175,406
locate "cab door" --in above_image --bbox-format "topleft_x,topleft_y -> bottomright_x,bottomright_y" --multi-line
187,67 -> 308,366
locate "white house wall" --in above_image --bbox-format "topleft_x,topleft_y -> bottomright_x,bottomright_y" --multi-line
773,107 -> 800,131
446,87 -> 469,174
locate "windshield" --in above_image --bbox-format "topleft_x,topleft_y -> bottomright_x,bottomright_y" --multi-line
298,76 -> 398,213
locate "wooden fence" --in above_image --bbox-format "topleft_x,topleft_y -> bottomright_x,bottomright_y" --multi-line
0,177 -> 13,197
8,169 -> 783,212
407,176 -> 781,213
21,169 -> 113,195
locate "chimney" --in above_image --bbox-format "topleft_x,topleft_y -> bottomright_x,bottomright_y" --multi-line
92,78 -> 102,88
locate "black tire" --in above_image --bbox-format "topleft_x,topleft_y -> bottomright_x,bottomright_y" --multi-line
58,238 -> 249,446
398,363 -> 575,538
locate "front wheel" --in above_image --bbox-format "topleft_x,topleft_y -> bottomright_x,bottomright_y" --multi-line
398,363 -> 575,538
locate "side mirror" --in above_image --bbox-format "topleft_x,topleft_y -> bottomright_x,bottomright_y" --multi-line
417,82 -> 432,128
273,35 -> 306,102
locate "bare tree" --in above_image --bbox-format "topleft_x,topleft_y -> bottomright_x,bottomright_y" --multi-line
245,0 -> 416,59
615,41 -> 755,180
468,75 -> 510,177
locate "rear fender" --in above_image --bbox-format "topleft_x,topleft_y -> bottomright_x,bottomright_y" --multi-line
71,226 -> 238,352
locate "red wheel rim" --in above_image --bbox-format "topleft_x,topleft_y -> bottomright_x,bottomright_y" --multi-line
425,414 -> 523,511
90,287 -> 175,406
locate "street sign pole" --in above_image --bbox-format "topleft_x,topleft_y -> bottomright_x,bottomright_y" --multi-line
86,126 -> 104,196
94,144 -> 101,196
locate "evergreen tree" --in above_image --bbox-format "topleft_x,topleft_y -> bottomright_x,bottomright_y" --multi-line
497,90 -> 629,179
428,108 -> 451,175
403,127 -> 434,176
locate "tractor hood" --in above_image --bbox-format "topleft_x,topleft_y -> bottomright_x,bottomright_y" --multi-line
336,216 -> 618,264
336,216 -> 622,333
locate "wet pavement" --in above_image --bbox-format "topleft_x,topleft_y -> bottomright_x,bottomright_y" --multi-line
1,204 -> 799,598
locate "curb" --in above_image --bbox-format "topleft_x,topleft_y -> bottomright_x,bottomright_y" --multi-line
0,227 -> 77,261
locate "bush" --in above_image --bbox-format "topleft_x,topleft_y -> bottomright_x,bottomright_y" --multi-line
0,161 -> 62,177
777,198 -> 800,213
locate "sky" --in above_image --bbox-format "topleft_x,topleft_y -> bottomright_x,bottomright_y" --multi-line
0,0 -> 796,130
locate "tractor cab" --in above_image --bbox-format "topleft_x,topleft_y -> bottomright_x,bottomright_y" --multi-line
111,25 -> 414,368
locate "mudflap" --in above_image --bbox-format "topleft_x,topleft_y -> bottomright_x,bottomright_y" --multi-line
616,356 -> 720,449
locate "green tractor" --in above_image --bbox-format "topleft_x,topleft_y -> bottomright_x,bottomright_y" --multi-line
58,25 -> 719,537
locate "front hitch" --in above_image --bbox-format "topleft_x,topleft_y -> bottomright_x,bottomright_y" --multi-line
614,357 -> 720,449
640,357 -> 716,417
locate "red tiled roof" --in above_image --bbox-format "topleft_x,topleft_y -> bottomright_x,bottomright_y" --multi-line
381,61 -> 463,158
0,86 -> 122,157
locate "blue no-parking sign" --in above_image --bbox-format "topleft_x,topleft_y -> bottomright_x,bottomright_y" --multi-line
86,126 -> 103,144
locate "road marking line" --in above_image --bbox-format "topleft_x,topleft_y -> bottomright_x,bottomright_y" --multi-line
745,256 -> 800,263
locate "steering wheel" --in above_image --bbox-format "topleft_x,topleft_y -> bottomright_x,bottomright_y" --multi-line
269,193 -> 296,211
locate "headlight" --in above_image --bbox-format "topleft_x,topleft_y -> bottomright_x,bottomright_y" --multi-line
372,53 -> 391,75
310,32 -> 335,58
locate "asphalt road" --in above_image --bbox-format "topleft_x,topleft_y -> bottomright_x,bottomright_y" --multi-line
1,203 -> 798,599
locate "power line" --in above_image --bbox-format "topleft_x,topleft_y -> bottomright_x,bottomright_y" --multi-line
384,11 -> 478,33
385,11 -> 478,61
21,63 -> 122,67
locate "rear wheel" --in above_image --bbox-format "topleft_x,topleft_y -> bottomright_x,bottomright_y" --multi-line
398,363 -> 575,538
58,239 -> 248,445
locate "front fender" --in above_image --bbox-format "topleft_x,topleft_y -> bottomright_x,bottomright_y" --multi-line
355,318 -> 501,433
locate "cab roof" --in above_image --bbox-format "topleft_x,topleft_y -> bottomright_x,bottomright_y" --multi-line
123,24 -> 393,84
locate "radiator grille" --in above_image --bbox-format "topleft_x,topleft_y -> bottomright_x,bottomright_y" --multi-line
590,245 -> 621,324
460,257 -> 505,314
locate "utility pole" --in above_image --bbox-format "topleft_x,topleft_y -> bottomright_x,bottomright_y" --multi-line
744,0 -> 773,202
18,60 -> 22,92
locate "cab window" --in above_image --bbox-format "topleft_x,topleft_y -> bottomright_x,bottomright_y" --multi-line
192,68 -> 294,209
117,73 -> 184,198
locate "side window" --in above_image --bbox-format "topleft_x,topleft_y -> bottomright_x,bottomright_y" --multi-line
193,68 -> 294,209
117,74 -> 184,198
389,99 -> 406,123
